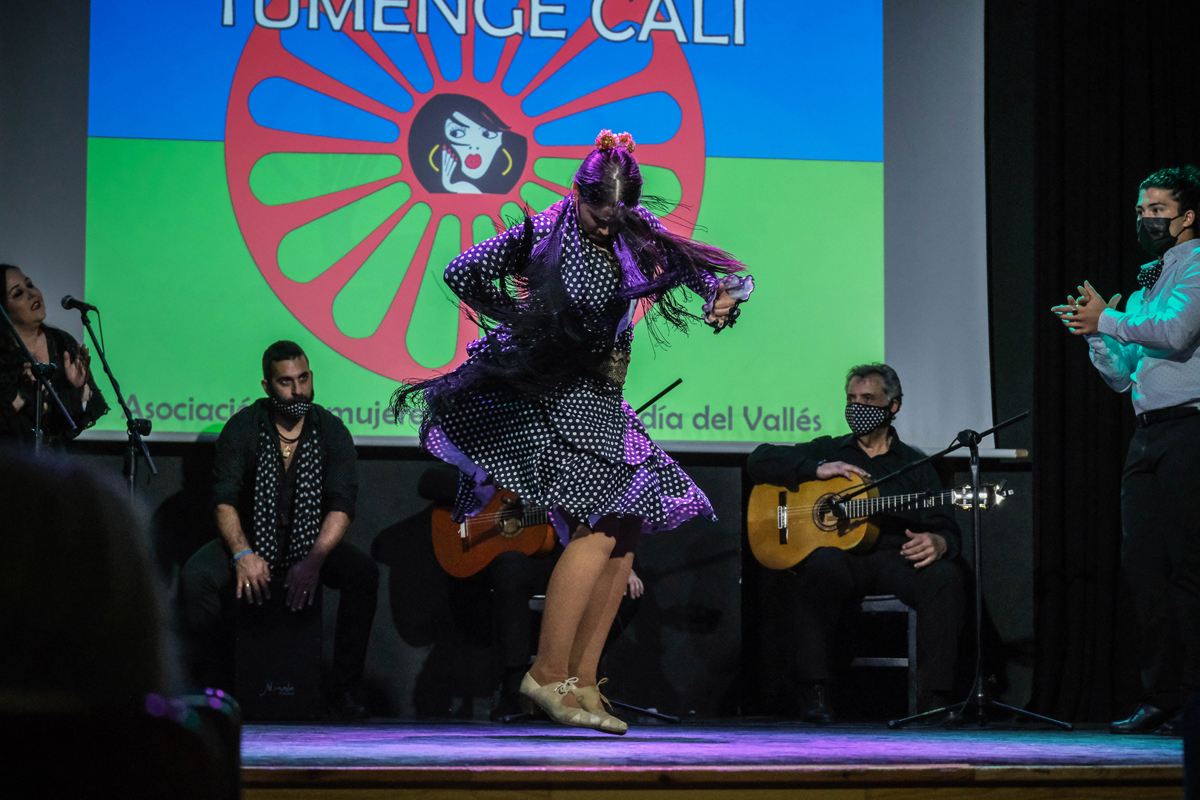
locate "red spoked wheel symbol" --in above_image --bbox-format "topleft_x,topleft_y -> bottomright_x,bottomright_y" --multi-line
226,0 -> 706,381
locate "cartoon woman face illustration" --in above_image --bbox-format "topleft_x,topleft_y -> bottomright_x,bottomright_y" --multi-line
409,94 -> 527,195
444,112 -> 503,185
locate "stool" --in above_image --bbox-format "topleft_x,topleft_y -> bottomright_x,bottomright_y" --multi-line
234,577 -> 323,721
849,594 -> 918,715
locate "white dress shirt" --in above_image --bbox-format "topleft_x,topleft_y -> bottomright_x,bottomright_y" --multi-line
1086,238 -> 1200,415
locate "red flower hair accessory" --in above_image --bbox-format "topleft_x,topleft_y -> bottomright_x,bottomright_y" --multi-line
595,129 -> 636,153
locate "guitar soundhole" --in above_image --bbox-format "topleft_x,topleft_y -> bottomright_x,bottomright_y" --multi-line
498,498 -> 524,539
812,494 -> 842,532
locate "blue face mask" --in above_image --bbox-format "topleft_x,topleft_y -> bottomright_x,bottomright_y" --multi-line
845,402 -> 890,436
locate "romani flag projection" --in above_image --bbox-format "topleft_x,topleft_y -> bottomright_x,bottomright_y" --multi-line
86,0 -> 881,442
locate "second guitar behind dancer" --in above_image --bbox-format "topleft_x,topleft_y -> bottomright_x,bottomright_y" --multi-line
391,130 -> 752,734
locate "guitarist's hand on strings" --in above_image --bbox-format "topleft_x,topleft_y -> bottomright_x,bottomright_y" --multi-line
902,530 -> 947,569
815,461 -> 870,482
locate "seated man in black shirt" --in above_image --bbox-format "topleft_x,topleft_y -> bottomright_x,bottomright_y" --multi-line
180,340 -> 378,718
746,363 -> 964,723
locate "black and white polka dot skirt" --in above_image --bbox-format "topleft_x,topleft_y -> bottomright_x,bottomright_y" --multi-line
426,374 -> 714,544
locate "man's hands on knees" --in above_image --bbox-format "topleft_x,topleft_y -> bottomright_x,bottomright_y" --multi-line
285,554 -> 323,611
235,553 -> 272,604
815,461 -> 871,482
902,530 -> 947,569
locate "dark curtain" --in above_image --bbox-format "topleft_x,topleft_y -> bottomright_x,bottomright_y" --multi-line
1022,0 -> 1200,721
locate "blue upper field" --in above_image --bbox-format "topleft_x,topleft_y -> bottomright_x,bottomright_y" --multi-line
88,0 -> 881,162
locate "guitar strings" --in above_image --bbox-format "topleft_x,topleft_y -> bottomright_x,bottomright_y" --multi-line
781,490 -> 957,516
462,508 -> 552,531
465,490 -> 956,529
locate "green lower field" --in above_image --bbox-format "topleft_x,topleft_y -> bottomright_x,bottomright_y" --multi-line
85,137 -> 882,441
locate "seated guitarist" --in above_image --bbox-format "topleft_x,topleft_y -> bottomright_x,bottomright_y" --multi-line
746,363 -> 964,723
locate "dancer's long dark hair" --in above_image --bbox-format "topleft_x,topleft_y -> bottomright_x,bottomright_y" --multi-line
391,142 -> 744,440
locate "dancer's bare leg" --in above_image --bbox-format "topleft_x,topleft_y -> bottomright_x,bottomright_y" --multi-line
528,523 -> 617,705
569,518 -> 637,686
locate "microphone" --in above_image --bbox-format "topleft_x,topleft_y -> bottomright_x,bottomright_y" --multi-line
61,295 -> 98,314
828,496 -> 848,521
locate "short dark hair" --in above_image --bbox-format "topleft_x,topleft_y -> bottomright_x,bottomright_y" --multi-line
262,340 -> 307,380
1140,166 -> 1200,233
845,362 -> 903,404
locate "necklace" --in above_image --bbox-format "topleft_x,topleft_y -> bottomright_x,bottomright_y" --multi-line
277,427 -> 301,459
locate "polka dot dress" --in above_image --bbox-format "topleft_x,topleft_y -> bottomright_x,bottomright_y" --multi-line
428,198 -> 717,543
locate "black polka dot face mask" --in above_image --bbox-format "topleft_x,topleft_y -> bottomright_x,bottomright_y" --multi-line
844,402 -> 890,436
271,395 -> 312,421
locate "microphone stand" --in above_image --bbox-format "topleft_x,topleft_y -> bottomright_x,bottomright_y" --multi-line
0,303 -> 77,453
612,377 -> 683,723
69,305 -> 156,500
886,412 -> 1071,731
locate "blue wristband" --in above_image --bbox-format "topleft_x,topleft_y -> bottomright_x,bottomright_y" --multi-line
230,549 -> 254,568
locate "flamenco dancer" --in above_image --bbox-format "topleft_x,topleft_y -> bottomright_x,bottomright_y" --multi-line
392,130 -> 753,734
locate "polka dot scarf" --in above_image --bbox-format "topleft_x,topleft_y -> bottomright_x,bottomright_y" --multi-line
251,421 -> 324,570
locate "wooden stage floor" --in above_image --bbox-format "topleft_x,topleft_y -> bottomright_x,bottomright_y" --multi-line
241,719 -> 1184,799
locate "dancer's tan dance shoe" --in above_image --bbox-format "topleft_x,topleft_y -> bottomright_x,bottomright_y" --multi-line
518,673 -> 603,729
573,678 -> 628,735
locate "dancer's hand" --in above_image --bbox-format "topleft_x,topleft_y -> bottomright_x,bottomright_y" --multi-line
705,286 -> 737,327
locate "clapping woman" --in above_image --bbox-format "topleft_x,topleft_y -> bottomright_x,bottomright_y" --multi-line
0,264 -> 108,446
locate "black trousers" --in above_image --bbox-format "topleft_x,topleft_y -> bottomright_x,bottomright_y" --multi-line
179,538 -> 379,695
788,545 -> 964,694
1121,415 -> 1200,711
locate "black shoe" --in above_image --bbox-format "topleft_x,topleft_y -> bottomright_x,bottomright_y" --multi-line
326,691 -> 369,720
489,691 -> 530,723
1154,710 -> 1184,737
1110,703 -> 1174,734
799,682 -> 833,725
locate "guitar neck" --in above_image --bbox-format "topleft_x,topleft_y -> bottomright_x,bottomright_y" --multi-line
840,490 -> 954,518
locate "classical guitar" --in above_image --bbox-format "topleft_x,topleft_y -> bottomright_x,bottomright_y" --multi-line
747,474 -> 1010,570
431,489 -> 558,578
